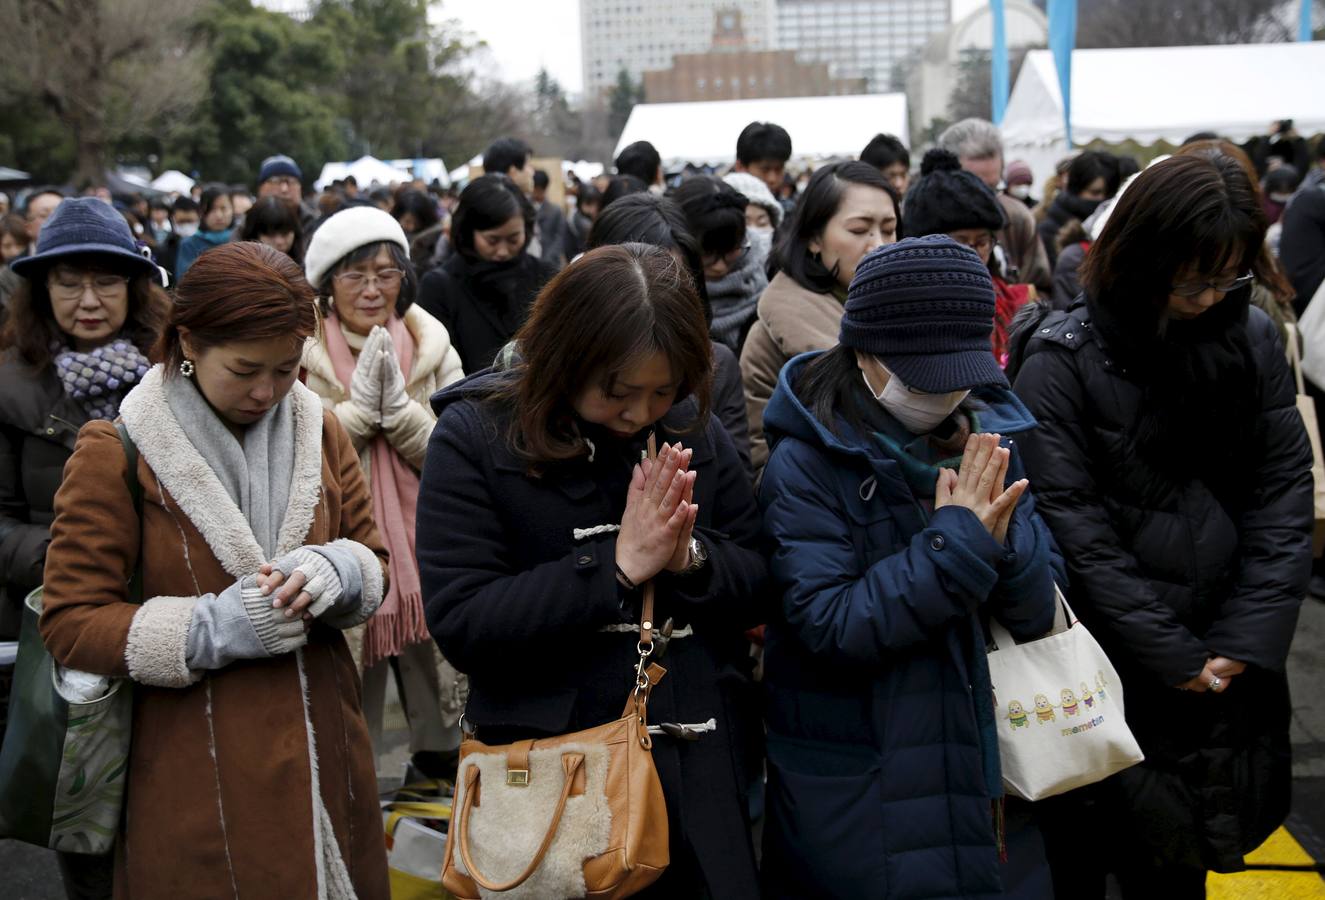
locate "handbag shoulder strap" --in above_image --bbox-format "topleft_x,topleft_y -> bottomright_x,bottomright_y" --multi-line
115,421 -> 144,604
1286,321 -> 1307,396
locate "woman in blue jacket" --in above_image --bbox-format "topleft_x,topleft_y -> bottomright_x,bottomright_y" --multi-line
759,235 -> 1062,899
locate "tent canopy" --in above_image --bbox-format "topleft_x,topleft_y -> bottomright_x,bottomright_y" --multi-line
150,170 -> 195,194
315,155 -> 421,191
614,93 -> 909,167
1003,42 -> 1325,148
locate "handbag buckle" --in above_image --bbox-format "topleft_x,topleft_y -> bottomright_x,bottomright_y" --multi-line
506,769 -> 530,787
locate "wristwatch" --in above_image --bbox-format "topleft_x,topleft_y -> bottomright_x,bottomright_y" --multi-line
683,536 -> 708,575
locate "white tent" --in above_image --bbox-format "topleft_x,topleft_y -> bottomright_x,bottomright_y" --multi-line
314,155 -> 413,191
448,154 -> 483,188
150,170 -> 195,194
1001,42 -> 1325,188
614,94 -> 910,167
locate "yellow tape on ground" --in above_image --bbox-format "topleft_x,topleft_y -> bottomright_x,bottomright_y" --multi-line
1208,827 -> 1325,899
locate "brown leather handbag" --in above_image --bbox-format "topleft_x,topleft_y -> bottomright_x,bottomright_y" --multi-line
441,443 -> 671,900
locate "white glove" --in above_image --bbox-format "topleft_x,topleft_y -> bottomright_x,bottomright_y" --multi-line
380,345 -> 410,426
349,327 -> 385,426
269,547 -> 345,618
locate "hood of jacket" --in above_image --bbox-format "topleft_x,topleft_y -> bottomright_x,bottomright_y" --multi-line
763,351 -> 1038,467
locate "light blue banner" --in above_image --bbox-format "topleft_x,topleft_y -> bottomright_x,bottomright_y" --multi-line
1048,0 -> 1078,146
991,0 -> 1009,124
1301,0 -> 1313,41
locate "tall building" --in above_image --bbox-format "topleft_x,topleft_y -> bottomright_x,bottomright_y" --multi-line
777,0 -> 951,93
580,0 -> 777,100
642,10 -> 866,102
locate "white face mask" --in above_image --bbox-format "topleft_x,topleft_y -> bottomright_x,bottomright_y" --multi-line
1009,184 -> 1031,199
863,365 -> 970,434
174,222 -> 199,238
1269,192 -> 1293,205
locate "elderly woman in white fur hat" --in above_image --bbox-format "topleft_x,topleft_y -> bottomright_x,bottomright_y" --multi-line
302,205 -> 467,781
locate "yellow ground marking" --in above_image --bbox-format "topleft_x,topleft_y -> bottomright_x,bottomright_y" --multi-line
1208,826 -> 1325,899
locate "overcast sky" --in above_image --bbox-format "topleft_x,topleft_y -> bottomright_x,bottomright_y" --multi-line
436,0 -> 989,96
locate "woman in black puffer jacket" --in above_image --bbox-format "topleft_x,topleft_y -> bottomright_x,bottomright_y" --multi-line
1011,153 -> 1313,899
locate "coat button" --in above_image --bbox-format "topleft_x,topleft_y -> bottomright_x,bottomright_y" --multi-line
46,427 -> 55,435
1040,327 -> 1051,334
577,555 -> 592,566
1065,332 -> 1074,339
930,535 -> 946,551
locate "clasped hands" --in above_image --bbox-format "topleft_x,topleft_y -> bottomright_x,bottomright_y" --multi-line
1178,656 -> 1246,693
348,325 -> 409,429
934,433 -> 1029,545
615,442 -> 700,587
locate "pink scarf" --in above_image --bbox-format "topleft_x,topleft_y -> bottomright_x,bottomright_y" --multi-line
324,311 -> 427,667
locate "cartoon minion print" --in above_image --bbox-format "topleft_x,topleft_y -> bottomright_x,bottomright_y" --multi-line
1033,693 -> 1056,724
1060,688 -> 1079,717
1007,700 -> 1030,731
1081,682 -> 1095,709
1096,671 -> 1108,702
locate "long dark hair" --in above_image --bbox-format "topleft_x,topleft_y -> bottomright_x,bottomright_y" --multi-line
586,192 -> 710,312
772,161 -> 900,292
239,196 -> 303,263
492,244 -> 713,470
451,175 -> 534,259
1082,154 -> 1266,487
0,255 -> 169,370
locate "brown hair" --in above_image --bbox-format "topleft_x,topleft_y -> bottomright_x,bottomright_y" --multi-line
0,254 -> 169,370
1175,139 -> 1296,305
496,243 -> 713,468
155,241 -> 317,374
0,213 -> 26,247
1081,154 -> 1266,325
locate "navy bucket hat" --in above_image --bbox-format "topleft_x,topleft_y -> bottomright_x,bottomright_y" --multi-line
839,234 -> 1008,393
11,197 -> 158,280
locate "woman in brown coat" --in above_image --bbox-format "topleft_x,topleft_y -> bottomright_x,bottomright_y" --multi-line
40,242 -> 391,899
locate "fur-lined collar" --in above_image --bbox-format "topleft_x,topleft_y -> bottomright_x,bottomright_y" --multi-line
302,305 -> 453,398
119,365 -> 324,579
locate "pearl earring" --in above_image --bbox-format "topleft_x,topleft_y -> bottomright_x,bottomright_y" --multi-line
179,359 -> 195,377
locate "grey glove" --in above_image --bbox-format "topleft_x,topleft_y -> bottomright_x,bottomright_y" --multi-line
349,327 -> 385,426
186,575 -> 308,670
269,547 -> 344,618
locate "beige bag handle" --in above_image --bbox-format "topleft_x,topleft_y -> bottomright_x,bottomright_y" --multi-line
987,583 -> 1076,652
455,752 -> 586,892
1286,322 -> 1307,396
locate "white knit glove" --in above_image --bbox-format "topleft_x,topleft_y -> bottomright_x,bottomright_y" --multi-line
270,547 -> 345,618
241,580 -> 310,655
380,345 -> 410,426
349,327 -> 385,426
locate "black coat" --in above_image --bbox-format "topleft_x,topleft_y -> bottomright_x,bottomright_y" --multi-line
1281,184 -> 1325,312
415,252 -> 555,374
1012,300 -> 1312,871
418,371 -> 768,898
1036,193 -> 1100,273
0,353 -> 89,637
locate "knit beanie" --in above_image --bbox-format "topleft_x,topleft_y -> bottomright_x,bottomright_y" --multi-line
722,171 -> 783,228
901,149 -> 1007,239
1005,160 -> 1033,186
257,154 -> 302,186
839,234 -> 1008,393
304,206 -> 410,289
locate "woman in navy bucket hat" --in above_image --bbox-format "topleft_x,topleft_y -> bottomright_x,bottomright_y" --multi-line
0,196 -> 168,897
758,234 -> 1062,898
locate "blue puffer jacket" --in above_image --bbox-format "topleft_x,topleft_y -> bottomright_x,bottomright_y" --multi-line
758,352 -> 1063,900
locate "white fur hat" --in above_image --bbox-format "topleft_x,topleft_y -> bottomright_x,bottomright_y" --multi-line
304,205 -> 410,289
722,171 -> 783,228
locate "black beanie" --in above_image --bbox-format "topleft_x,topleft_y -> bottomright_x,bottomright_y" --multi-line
901,149 -> 1007,239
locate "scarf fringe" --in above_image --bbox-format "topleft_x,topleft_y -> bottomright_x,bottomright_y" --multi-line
361,589 -> 430,669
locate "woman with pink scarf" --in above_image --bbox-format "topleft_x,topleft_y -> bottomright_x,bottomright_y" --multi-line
301,207 -> 466,780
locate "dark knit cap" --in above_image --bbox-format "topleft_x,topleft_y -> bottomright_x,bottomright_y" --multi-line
839,234 -> 1008,393
257,154 -> 302,185
11,197 -> 157,279
902,149 -> 1006,239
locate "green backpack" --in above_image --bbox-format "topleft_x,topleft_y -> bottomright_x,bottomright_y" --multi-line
0,422 -> 142,854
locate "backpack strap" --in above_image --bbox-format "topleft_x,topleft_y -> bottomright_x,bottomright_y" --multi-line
115,421 -> 144,604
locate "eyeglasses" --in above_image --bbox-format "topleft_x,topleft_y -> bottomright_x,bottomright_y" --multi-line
48,274 -> 130,301
1170,272 -> 1255,297
333,268 -> 406,293
702,243 -> 750,269
948,233 -> 995,254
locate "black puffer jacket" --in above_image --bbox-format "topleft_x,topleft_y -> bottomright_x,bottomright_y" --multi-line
1011,299 -> 1312,871
0,352 -> 89,636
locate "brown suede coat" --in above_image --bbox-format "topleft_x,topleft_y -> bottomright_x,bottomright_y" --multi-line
40,371 -> 390,900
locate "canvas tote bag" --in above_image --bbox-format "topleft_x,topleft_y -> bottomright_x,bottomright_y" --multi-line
986,585 -> 1144,801
1285,322 -> 1325,556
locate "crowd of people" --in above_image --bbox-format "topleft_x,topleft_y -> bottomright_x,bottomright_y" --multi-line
0,112 -> 1323,900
